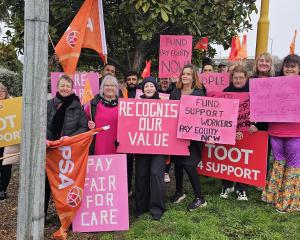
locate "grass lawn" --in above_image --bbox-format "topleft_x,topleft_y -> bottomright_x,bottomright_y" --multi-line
1,166 -> 299,239
100,175 -> 300,240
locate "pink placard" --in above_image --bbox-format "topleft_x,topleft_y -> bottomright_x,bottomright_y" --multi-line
207,92 -> 250,131
117,99 -> 190,155
159,35 -> 192,78
250,76 -> 300,122
135,89 -> 170,100
51,72 -> 99,101
199,72 -> 230,93
177,95 -> 239,145
72,154 -> 129,232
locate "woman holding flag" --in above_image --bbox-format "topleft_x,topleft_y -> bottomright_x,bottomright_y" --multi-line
45,74 -> 89,218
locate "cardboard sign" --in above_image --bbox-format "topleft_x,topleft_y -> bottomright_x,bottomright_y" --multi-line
207,92 -> 250,131
199,72 -> 230,93
177,95 -> 239,145
117,99 -> 190,155
0,97 -> 22,147
135,89 -> 170,100
250,76 -> 300,122
159,35 -> 192,78
198,131 -> 268,187
51,72 -> 99,102
72,154 -> 129,232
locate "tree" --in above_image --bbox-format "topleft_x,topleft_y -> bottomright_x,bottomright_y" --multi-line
0,42 -> 23,72
0,66 -> 22,96
1,0 -> 257,74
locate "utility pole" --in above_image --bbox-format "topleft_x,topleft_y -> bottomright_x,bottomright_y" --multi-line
255,0 -> 270,58
17,0 -> 49,239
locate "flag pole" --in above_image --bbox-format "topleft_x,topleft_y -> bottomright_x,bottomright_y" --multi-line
48,33 -> 55,51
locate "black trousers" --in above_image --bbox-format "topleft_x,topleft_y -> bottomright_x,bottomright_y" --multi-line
0,160 -> 12,192
165,162 -> 171,173
174,164 -> 203,199
222,180 -> 247,192
0,148 -> 12,193
44,174 -> 51,218
135,154 -> 165,218
127,154 -> 134,193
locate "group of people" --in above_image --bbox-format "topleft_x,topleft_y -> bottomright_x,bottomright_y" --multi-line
1,52 -> 299,224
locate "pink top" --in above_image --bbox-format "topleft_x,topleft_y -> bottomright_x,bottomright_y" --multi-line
268,123 -> 300,137
86,102 -> 118,155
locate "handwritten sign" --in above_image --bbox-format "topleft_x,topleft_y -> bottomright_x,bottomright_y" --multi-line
51,72 -> 99,102
117,99 -> 189,155
207,92 -> 250,131
0,97 -> 22,147
135,89 -> 170,100
250,76 -> 300,122
73,154 -> 129,232
198,131 -> 268,187
159,35 -> 192,78
199,72 -> 230,93
177,95 -> 239,145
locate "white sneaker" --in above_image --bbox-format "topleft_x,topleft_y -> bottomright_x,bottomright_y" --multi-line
237,190 -> 248,201
220,187 -> 234,199
128,191 -> 133,197
164,173 -> 171,183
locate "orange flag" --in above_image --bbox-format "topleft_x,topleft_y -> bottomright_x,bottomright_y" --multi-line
237,35 -> 248,60
228,36 -> 242,61
81,79 -> 94,105
46,127 -> 109,240
55,0 -> 107,75
141,60 -> 152,79
289,30 -> 297,55
194,37 -> 209,51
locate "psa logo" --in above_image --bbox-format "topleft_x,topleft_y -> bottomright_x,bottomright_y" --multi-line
66,30 -> 80,48
67,186 -> 83,208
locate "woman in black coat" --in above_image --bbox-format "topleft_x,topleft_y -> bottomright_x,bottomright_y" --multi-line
170,64 -> 207,211
135,77 -> 166,221
45,74 -> 88,218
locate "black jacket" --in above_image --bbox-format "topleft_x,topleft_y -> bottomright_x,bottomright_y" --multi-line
223,80 -> 249,92
170,87 -> 206,166
47,97 -> 88,140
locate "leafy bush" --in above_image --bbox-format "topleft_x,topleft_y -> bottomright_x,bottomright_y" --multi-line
0,66 -> 22,96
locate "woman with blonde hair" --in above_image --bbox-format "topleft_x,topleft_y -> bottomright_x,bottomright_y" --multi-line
252,52 -> 276,78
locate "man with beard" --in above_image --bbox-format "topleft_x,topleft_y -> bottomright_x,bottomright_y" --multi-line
120,71 -> 140,197
120,71 -> 139,98
158,78 -> 175,94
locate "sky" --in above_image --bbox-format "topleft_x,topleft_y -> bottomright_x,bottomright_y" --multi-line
213,0 -> 300,60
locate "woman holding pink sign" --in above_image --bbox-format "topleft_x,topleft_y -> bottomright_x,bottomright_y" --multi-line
134,77 -> 166,221
170,64 -> 208,211
220,64 -> 250,201
262,54 -> 300,213
0,83 -> 15,200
